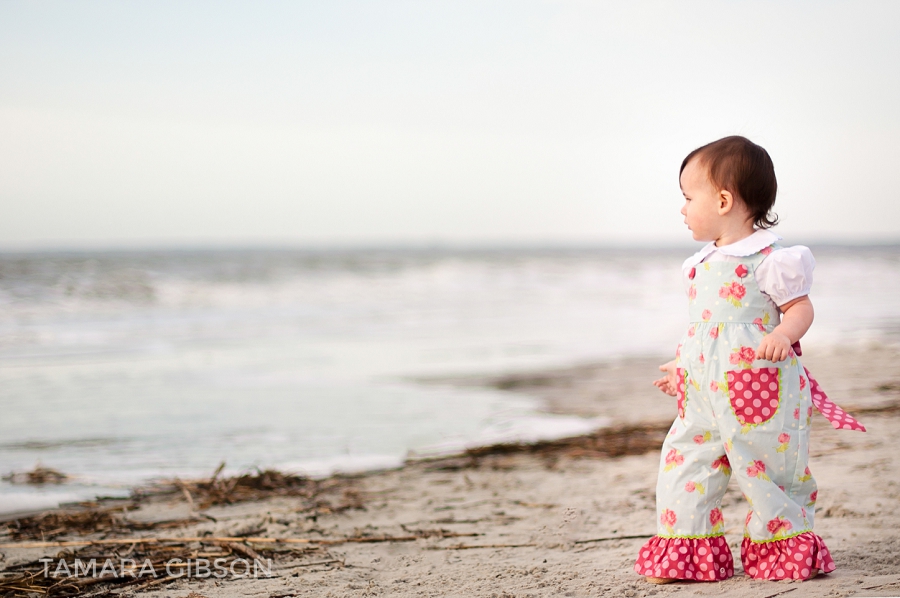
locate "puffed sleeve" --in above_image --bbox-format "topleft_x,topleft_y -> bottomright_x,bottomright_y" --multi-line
755,246 -> 816,306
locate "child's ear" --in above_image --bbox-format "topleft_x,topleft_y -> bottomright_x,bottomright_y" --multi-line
717,190 -> 734,215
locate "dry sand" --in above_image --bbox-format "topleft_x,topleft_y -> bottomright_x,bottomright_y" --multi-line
2,346 -> 899,597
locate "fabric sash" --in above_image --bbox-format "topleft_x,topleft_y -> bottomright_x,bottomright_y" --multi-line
804,367 -> 866,432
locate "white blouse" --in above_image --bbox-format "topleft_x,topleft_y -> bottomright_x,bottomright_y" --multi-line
682,229 -> 815,307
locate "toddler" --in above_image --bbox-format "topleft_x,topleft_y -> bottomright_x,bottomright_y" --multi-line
634,136 -> 865,584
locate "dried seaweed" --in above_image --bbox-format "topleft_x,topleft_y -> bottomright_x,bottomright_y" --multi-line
136,466 -> 363,512
0,538 -> 338,597
0,465 -> 375,596
0,527 -> 482,596
416,422 -> 670,471
1,465 -> 369,544
852,400 -> 900,415
0,424 -> 676,596
2,466 -> 69,485
1,529 -> 480,550
4,504 -> 200,543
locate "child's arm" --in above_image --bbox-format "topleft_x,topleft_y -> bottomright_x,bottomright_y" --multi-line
653,359 -> 678,396
756,295 -> 814,362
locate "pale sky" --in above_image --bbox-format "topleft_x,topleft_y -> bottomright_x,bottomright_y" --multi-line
1,1 -> 898,249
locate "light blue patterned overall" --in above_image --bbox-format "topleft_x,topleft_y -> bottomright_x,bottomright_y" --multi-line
633,244 -> 863,581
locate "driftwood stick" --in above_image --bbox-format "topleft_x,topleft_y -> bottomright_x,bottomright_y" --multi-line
216,540 -> 262,560
0,533 -> 435,549
209,461 -> 227,484
118,574 -> 180,594
0,536 -> 309,549
427,543 -> 536,550
337,535 -> 418,544
282,559 -> 344,569
574,534 -> 653,544
174,478 -> 195,511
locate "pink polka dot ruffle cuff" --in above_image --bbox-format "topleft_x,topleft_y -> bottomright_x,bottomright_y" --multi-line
741,532 -> 836,580
634,535 -> 733,581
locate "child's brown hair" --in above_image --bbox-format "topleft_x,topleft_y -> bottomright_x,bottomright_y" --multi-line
680,136 -> 778,229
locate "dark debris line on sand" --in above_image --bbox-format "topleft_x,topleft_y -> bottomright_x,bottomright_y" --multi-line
413,422 -> 671,471
0,467 -> 369,597
0,423 -> 675,597
4,394 -> 898,597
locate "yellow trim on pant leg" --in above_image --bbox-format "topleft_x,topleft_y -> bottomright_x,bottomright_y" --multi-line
742,529 -> 812,543
657,533 -> 727,540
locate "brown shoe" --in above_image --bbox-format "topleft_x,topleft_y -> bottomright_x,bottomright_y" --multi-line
645,577 -> 677,584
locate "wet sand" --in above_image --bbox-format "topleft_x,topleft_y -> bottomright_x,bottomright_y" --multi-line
2,346 -> 899,597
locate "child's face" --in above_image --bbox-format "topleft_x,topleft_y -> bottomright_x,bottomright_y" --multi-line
680,158 -> 725,242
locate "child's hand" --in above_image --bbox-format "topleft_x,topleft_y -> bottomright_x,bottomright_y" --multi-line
756,296 -> 813,363
653,360 -> 678,396
756,332 -> 793,362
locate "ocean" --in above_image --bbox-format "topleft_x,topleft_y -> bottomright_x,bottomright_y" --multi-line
1,245 -> 898,514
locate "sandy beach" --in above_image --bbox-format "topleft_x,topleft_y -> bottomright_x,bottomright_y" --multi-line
4,1 -> 900,596
2,345 -> 899,597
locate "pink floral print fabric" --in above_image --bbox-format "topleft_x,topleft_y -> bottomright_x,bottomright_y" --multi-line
636,245 -> 864,582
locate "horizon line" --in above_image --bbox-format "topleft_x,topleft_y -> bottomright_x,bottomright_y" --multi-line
2,236 -> 899,255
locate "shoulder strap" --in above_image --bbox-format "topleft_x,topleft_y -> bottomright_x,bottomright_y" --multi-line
744,242 -> 781,270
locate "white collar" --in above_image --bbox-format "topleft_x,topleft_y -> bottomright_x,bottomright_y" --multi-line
682,229 -> 782,270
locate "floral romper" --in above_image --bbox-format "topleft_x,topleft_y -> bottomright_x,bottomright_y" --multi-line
634,241 -> 865,581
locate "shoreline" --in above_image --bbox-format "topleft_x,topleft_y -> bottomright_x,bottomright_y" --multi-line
1,346 -> 899,597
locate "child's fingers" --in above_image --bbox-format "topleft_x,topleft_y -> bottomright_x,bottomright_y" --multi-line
756,342 -> 767,360
653,378 -> 676,396
756,339 -> 793,363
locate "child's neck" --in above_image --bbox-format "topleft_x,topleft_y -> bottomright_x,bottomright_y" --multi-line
713,221 -> 756,248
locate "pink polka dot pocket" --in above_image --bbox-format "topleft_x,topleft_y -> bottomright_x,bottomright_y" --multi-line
727,368 -> 780,427
676,367 -> 687,419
